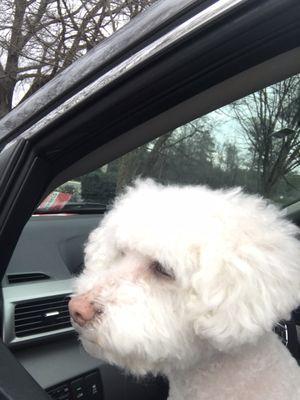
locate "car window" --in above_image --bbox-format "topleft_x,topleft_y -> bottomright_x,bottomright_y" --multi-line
37,72 -> 300,213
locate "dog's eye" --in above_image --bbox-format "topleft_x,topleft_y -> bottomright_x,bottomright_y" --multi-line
151,261 -> 174,279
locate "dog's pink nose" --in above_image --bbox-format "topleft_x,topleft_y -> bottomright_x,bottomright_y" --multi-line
68,295 -> 96,326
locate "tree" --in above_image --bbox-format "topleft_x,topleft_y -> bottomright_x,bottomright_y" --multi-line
216,142 -> 243,187
230,75 -> 300,196
115,133 -> 173,192
113,118 -> 217,191
160,121 -> 216,185
0,0 -> 155,118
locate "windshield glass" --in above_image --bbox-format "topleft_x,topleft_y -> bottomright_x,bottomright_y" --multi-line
36,72 -> 300,214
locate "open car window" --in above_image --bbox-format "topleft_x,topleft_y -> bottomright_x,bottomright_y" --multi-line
36,72 -> 300,214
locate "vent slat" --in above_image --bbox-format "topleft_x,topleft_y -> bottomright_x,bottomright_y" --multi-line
16,309 -> 69,324
15,310 -> 70,325
15,298 -> 70,310
15,321 -> 72,336
14,294 -> 72,338
8,273 -> 50,284
16,317 -> 71,330
15,303 -> 69,315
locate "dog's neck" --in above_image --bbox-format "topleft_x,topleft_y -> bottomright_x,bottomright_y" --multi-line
165,333 -> 299,400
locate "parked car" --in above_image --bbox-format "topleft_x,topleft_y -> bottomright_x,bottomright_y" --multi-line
0,0 -> 300,399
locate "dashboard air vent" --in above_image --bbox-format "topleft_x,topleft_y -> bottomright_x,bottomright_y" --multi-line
8,273 -> 50,284
14,295 -> 72,337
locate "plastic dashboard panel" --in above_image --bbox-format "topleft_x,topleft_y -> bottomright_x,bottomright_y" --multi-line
3,214 -> 102,281
2,214 -> 102,346
2,213 -> 169,399
14,336 -> 168,399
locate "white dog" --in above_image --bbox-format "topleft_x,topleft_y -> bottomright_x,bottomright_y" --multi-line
69,179 -> 300,400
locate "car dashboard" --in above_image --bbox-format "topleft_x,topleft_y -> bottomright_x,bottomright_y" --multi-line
2,214 -> 168,400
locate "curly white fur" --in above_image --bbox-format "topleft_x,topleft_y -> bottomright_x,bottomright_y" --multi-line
73,179 -> 300,400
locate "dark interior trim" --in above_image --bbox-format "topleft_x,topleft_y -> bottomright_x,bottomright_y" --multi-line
0,340 -> 50,400
0,141 -> 52,278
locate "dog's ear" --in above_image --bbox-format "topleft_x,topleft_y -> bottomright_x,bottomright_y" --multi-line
190,198 -> 300,350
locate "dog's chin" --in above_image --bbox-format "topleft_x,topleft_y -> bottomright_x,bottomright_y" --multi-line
80,336 -> 105,359
73,319 -> 182,376
79,335 -> 163,377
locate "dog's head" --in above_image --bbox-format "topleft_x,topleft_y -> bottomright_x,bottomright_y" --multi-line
70,179 -> 300,375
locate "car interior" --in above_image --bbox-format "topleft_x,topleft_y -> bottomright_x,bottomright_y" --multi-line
0,0 -> 300,399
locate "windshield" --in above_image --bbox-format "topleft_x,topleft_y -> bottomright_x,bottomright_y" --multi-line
36,72 -> 300,214
36,179 -> 108,214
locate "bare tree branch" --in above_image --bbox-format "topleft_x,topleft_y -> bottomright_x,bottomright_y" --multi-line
230,75 -> 300,196
0,0 -> 157,117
